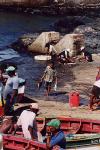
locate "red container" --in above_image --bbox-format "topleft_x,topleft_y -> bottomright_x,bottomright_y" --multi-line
69,92 -> 80,107
0,106 -> 4,116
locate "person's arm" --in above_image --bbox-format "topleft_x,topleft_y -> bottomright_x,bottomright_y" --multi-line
13,124 -> 19,135
50,132 -> 65,148
28,126 -> 34,140
13,114 -> 21,135
8,124 -> 15,134
46,126 -> 52,150
46,134 -> 51,150
41,68 -> 47,81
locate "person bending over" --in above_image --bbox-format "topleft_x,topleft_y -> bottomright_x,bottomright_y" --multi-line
14,103 -> 39,141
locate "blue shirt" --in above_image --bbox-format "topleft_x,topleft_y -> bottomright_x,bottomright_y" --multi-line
50,130 -> 66,149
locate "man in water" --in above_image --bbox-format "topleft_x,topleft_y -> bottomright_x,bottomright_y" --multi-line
41,63 -> 57,96
14,103 -> 39,141
46,119 -> 66,149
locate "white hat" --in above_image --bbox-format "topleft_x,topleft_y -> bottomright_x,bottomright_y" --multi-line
80,46 -> 85,51
6,66 -> 16,72
31,103 -> 39,109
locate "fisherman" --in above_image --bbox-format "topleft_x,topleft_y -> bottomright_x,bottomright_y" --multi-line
14,103 -> 39,141
89,67 -> 100,110
79,46 -> 93,62
0,116 -> 17,134
41,63 -> 57,96
3,66 -> 19,115
58,48 -> 74,64
46,119 -> 66,149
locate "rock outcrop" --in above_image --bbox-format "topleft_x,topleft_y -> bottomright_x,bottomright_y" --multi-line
28,31 -> 60,53
55,34 -> 84,56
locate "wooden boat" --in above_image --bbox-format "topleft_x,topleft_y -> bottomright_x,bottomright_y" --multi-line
3,133 -> 100,150
2,116 -> 100,149
37,117 -> 100,134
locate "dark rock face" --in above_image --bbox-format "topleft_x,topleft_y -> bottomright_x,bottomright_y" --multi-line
53,17 -> 85,33
0,0 -> 100,8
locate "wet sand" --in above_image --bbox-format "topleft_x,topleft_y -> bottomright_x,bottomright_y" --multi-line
16,54 -> 100,120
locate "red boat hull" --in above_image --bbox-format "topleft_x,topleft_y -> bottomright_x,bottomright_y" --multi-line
3,117 -> 100,150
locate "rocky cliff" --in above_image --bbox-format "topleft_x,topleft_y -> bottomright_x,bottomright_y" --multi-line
0,0 -> 100,8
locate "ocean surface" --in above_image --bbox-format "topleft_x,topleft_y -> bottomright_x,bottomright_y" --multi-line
0,11 -> 59,96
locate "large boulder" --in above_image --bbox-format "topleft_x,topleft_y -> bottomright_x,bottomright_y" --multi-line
55,34 -> 85,56
28,31 -> 60,54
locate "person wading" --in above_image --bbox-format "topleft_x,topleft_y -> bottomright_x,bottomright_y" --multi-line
41,63 -> 57,96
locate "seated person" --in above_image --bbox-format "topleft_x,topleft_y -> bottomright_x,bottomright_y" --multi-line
0,116 -> 17,134
46,119 -> 66,149
79,47 -> 93,62
58,48 -> 74,64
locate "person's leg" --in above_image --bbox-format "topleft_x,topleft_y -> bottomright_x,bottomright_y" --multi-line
45,82 -> 49,96
45,82 -> 52,96
47,83 -> 52,95
90,94 -> 96,110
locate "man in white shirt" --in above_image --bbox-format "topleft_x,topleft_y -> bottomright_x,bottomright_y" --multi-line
14,103 -> 39,140
90,79 -> 100,110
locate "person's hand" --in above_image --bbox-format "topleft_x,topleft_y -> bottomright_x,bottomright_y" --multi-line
46,126 -> 51,133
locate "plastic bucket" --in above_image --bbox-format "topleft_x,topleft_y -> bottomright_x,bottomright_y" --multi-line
69,92 -> 80,107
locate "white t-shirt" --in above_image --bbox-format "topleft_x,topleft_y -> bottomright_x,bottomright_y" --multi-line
49,45 -> 57,54
94,80 -> 100,88
17,110 -> 37,140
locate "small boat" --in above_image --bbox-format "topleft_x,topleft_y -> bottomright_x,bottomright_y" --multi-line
34,55 -> 51,61
3,133 -> 100,150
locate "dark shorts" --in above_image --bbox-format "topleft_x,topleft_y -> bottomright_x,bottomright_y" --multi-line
91,85 -> 100,98
45,82 -> 52,89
